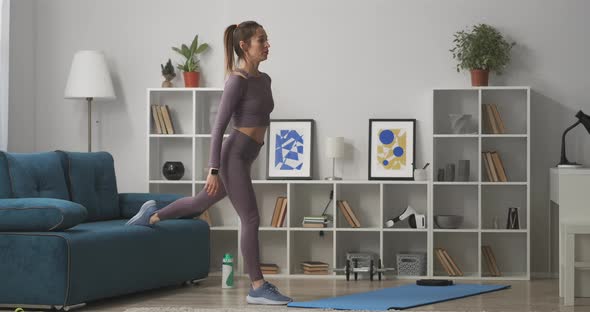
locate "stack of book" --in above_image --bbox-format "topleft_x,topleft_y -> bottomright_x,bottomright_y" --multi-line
434,248 -> 463,276
151,104 -> 176,134
260,263 -> 279,275
336,200 -> 361,228
302,215 -> 329,228
482,151 -> 508,182
482,245 -> 501,276
301,261 -> 329,275
270,196 -> 288,227
483,103 -> 505,134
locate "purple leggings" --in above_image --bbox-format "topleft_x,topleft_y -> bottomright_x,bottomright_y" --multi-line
156,128 -> 265,281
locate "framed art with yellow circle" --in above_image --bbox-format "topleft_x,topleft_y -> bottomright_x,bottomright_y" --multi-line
368,119 -> 416,180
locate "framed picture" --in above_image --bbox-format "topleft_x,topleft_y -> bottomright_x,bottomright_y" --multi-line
266,119 -> 314,180
368,119 -> 416,180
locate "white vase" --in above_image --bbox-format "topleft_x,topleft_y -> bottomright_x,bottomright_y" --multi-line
449,114 -> 472,134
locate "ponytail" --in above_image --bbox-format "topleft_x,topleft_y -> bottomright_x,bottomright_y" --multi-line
223,21 -> 263,77
223,24 -> 238,76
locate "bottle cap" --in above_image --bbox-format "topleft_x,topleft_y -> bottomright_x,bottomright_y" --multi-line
223,253 -> 233,260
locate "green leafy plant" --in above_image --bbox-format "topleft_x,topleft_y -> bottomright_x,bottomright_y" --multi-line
160,58 -> 176,77
450,24 -> 516,74
172,34 -> 209,72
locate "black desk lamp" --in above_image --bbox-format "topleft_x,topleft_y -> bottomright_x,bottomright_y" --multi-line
558,110 -> 590,168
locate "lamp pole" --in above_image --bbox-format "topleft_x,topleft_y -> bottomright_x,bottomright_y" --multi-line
87,97 -> 93,152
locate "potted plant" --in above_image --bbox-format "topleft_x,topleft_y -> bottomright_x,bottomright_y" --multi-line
172,34 -> 209,88
450,24 -> 516,86
160,58 -> 176,88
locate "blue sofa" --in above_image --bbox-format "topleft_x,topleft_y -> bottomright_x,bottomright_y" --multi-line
0,151 -> 210,310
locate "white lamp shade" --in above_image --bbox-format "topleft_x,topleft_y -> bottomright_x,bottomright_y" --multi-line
325,137 -> 344,158
64,50 -> 115,99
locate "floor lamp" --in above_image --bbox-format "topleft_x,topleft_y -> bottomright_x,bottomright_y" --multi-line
64,50 -> 115,152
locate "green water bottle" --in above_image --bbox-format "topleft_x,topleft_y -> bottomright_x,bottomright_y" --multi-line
222,253 -> 234,288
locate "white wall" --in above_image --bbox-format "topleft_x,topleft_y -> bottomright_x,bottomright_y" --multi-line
8,0 -> 35,152
8,0 -> 590,275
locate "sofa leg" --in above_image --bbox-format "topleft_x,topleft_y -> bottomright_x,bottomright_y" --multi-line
191,277 -> 207,285
54,303 -> 87,311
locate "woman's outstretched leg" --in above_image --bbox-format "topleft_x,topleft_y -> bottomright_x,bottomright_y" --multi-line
126,183 -> 227,226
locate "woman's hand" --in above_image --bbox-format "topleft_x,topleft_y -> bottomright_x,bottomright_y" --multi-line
205,172 -> 221,197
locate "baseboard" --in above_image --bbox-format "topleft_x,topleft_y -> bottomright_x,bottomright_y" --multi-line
531,272 -> 558,279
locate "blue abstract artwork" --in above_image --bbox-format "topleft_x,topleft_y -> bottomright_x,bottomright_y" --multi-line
274,129 -> 305,171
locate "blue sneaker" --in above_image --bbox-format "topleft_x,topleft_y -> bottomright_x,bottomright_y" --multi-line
246,281 -> 292,305
125,200 -> 158,226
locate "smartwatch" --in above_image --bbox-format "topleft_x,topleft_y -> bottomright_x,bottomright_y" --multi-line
210,168 -> 219,175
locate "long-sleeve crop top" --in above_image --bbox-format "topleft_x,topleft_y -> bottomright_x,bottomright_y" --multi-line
208,70 -> 274,168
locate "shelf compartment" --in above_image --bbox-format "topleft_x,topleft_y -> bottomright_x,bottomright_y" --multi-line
254,184 -> 288,228
149,137 -> 193,181
434,137 -> 479,182
335,231 -> 380,279
148,183 -> 192,197
481,89 -> 528,135
481,137 -> 527,182
290,183 -> 334,228
245,231 -> 287,276
433,232 -> 478,277
149,90 -> 193,135
481,232 -> 527,278
433,89 -> 479,135
481,185 -> 527,230
335,183 -> 380,229
383,231 -> 427,277
210,230 -> 239,274
383,184 -> 428,229
290,231 -> 334,275
194,91 -> 225,135
433,184 -> 478,229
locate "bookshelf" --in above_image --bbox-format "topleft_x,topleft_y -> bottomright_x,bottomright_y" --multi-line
146,87 -> 529,281
432,86 -> 530,280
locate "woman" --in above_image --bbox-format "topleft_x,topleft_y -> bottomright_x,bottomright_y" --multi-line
127,21 -> 292,305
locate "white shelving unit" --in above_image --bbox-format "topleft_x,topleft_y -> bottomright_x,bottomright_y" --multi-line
146,87 -> 530,280
432,86 -> 530,280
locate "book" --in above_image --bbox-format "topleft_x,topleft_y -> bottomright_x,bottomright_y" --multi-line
484,104 -> 499,134
337,200 -> 357,228
491,151 -> 508,182
151,105 -> 162,134
441,248 -> 463,276
341,200 -> 361,227
277,196 -> 288,227
435,248 -> 455,276
301,261 -> 329,268
482,245 -> 501,276
270,197 -> 284,227
482,152 -> 494,182
302,223 -> 326,228
160,105 -> 175,134
199,210 -> 212,226
156,105 -> 168,134
490,104 -> 505,134
485,152 -> 499,182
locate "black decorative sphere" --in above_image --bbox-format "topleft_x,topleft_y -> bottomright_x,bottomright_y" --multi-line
162,161 -> 185,180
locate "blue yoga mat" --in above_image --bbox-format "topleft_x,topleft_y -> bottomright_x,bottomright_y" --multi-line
288,283 -> 510,311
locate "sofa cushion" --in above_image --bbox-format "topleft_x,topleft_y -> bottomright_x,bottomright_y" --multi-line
57,151 -> 119,221
0,152 -> 11,198
0,198 -> 87,231
3,152 -> 70,200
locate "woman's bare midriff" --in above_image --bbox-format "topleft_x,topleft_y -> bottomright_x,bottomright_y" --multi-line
234,126 -> 267,145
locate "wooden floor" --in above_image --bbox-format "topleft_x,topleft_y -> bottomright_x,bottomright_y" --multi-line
77,277 -> 589,311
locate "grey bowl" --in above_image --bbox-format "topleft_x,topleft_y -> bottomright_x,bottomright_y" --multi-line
434,215 -> 463,229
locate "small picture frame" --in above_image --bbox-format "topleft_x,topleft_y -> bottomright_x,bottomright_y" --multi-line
266,119 -> 314,180
368,119 -> 416,180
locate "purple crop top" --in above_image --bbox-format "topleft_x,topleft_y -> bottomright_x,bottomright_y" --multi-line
208,70 -> 274,168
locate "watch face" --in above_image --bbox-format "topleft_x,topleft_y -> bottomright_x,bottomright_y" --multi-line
211,169 -> 219,175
